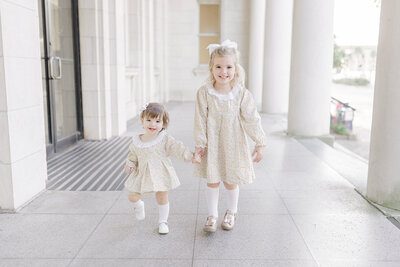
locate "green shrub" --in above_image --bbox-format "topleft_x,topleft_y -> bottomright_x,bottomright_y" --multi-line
330,122 -> 350,135
333,78 -> 370,86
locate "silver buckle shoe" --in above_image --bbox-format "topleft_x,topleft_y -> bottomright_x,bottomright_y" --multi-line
221,210 -> 237,230
203,216 -> 218,232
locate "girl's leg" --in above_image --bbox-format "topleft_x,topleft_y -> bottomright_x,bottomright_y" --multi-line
221,182 -> 239,231
223,182 -> 239,213
128,192 -> 145,220
204,182 -> 220,232
156,191 -> 169,234
128,192 -> 142,203
206,182 -> 220,218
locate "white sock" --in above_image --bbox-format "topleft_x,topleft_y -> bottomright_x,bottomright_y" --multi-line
132,199 -> 143,208
132,199 -> 145,220
158,202 -> 170,224
226,186 -> 239,213
206,186 -> 219,218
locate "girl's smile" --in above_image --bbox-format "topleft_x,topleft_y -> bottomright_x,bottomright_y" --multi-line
141,116 -> 164,138
212,55 -> 236,86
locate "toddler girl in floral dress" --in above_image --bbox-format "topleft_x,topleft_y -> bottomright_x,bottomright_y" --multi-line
194,40 -> 267,232
124,103 -> 195,234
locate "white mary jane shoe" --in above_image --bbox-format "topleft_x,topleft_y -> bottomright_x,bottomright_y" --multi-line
158,222 -> 169,235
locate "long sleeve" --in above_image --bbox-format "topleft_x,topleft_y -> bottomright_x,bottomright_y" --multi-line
194,87 -> 208,148
125,142 -> 138,169
240,89 -> 267,146
165,135 -> 193,162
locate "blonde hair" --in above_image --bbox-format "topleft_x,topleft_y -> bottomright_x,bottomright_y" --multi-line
140,103 -> 170,129
208,46 -> 245,87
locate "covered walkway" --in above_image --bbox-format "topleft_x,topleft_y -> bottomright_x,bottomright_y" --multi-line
1,102 -> 400,267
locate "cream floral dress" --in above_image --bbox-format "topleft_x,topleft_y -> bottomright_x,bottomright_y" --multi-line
124,130 -> 193,194
194,83 -> 267,184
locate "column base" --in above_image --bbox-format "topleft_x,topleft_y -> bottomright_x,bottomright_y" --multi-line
288,133 -> 335,147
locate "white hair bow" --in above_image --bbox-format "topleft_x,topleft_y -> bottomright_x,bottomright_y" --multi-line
140,103 -> 149,113
207,39 -> 238,56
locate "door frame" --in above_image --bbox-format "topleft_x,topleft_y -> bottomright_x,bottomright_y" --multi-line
40,0 -> 84,156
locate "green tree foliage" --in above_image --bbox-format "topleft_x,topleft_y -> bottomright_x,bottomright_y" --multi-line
333,43 -> 346,71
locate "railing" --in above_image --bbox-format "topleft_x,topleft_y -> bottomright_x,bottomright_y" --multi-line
330,97 -> 356,133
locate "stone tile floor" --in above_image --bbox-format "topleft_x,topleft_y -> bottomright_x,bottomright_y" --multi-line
1,102 -> 400,267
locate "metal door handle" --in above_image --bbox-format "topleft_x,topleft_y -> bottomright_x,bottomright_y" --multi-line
49,56 -> 62,80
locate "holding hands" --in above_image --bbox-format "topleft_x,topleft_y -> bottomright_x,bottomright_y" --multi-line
192,147 -> 205,164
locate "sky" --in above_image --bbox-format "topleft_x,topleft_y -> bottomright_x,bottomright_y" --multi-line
333,0 -> 381,46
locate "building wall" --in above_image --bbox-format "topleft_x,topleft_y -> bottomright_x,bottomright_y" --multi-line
167,0 -> 199,101
0,0 -> 47,210
167,0 -> 250,101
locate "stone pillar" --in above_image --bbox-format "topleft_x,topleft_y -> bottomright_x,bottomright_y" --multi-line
140,0 -> 154,103
0,0 -> 47,210
79,0 -> 112,140
287,0 -> 334,136
366,0 -> 400,210
248,0 -> 266,109
262,0 -> 293,114
110,0 -> 127,136
154,0 -> 169,104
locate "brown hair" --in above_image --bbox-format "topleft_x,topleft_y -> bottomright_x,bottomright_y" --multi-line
140,102 -> 170,129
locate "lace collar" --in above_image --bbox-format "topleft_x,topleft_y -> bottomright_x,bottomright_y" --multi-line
132,130 -> 167,148
205,82 -> 242,101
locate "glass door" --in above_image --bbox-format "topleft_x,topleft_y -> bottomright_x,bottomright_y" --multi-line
39,0 -> 83,155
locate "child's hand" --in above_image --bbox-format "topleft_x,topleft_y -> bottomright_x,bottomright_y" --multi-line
192,153 -> 202,164
195,147 -> 206,158
252,146 -> 264,163
125,166 -> 134,174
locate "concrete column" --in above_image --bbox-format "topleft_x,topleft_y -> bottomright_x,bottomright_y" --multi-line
124,0 -> 141,120
79,0 -> 112,140
248,0 -> 266,109
148,0 -> 155,102
154,0 -> 169,104
366,0 -> 400,210
110,0 -> 127,136
0,0 -> 47,210
140,0 -> 154,104
287,0 -> 334,136
262,0 -> 293,114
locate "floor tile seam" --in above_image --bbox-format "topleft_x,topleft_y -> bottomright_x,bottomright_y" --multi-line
69,257 -> 194,260
66,257 -> 317,261
275,189 -> 320,266
191,257 -> 319,261
4,213 -> 108,216
104,213 -> 292,215
0,257 -> 75,260
191,179 -> 201,267
304,257 -> 400,262
67,193 -> 121,267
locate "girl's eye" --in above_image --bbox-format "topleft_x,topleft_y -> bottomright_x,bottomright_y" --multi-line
146,120 -> 151,122
156,121 -> 160,123
228,66 -> 232,69
216,66 -> 221,68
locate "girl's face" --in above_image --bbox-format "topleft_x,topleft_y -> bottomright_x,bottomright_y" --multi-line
212,55 -> 236,86
141,115 -> 163,135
